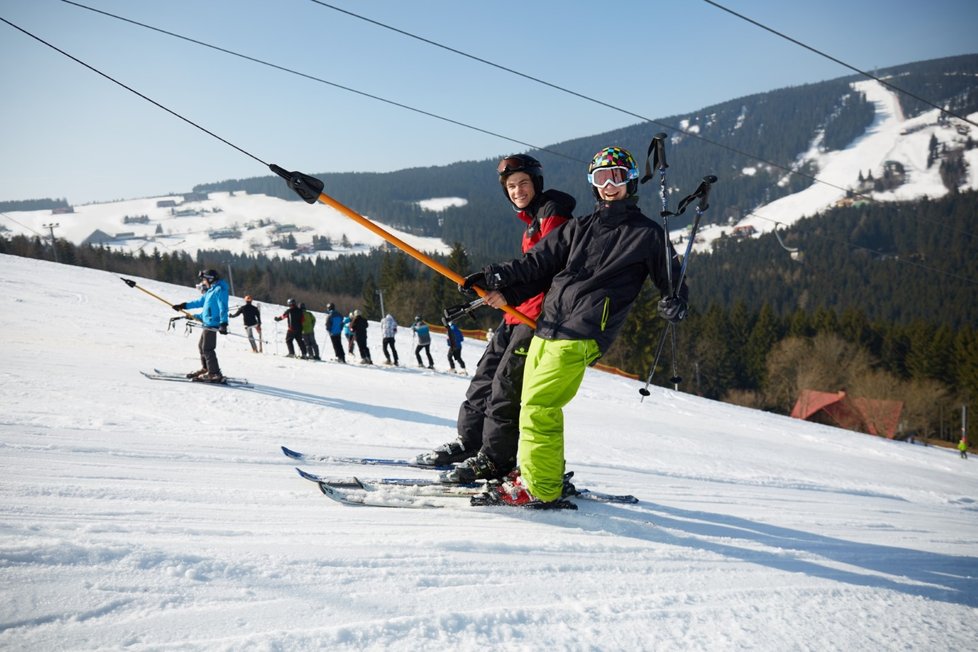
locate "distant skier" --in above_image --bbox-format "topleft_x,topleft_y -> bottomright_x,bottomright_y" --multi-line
273,298 -> 306,358
343,313 -> 354,355
324,303 -> 346,363
300,303 -> 320,360
381,313 -> 399,366
351,310 -> 372,364
229,295 -> 262,353
172,268 -> 229,383
412,316 -> 434,369
960,438 -> 969,459
446,322 -> 466,374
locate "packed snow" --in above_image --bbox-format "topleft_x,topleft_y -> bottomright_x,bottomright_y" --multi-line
1,253 -> 976,650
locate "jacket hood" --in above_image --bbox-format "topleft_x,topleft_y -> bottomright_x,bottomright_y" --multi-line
533,188 -> 576,215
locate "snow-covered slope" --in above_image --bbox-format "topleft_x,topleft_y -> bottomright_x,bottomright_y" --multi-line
1,191 -> 451,261
692,80 -> 978,251
1,253 -> 976,650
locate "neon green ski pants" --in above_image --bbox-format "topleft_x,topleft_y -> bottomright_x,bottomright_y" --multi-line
518,337 -> 602,502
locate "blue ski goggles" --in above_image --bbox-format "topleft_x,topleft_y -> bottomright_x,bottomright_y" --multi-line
588,166 -> 638,188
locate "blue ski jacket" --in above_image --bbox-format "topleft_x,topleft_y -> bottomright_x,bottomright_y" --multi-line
184,279 -> 229,328
325,309 -> 345,336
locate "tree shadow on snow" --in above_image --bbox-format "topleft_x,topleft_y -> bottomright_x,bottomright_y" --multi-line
238,383 -> 455,429
543,500 -> 978,608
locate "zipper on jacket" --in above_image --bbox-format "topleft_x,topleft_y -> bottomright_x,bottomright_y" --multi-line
600,297 -> 610,331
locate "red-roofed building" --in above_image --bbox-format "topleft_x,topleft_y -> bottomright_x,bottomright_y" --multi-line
791,389 -> 903,439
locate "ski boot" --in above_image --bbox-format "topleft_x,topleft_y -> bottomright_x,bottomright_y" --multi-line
414,439 -> 473,466
471,470 -> 576,510
439,451 -> 500,484
193,372 -> 225,384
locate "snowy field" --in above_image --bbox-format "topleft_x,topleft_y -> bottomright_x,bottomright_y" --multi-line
0,253 -> 976,651
1,190 -> 451,262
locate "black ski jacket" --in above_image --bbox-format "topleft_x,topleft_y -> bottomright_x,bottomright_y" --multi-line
230,303 -> 261,327
483,198 -> 686,356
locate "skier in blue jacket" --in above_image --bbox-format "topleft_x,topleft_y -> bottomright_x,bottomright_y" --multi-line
324,303 -> 346,363
172,269 -> 229,383
446,322 -> 466,374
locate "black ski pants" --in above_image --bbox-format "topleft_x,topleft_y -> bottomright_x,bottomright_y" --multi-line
447,346 -> 466,370
286,329 -> 306,357
355,331 -> 371,362
198,328 -> 222,375
455,321 -> 532,473
382,337 -> 398,364
303,333 -> 320,360
415,344 -> 433,367
329,334 -> 346,362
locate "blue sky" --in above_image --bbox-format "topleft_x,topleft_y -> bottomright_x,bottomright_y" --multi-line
1,0 -> 976,204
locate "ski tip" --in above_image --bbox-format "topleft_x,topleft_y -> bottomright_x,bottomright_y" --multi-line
295,467 -> 319,482
281,446 -> 303,460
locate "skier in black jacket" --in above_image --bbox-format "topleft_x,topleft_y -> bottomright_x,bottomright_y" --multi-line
464,146 -> 689,507
273,298 -> 306,358
229,295 -> 262,353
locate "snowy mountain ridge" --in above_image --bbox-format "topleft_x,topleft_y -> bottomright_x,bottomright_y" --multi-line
3,82 -> 976,264
690,80 -> 978,251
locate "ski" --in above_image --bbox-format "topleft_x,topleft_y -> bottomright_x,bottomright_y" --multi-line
313,478 -> 578,510
142,370 -> 252,387
294,466 -> 639,505
281,445 -> 452,471
316,480 -> 452,509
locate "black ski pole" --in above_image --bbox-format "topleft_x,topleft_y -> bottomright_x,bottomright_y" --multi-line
671,175 -> 717,293
639,133 -> 682,393
639,175 -> 717,399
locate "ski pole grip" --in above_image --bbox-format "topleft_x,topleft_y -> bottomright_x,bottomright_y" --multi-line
697,175 -> 718,212
653,133 -> 669,171
641,132 -> 669,184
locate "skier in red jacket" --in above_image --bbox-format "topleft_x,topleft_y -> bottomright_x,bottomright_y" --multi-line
416,154 -> 576,484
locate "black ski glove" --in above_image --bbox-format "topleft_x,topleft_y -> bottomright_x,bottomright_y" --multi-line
657,296 -> 688,324
172,302 -> 186,311
458,272 -> 487,294
218,323 -> 228,335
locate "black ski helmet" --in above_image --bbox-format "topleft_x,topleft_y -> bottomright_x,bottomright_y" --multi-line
497,154 -> 543,203
198,269 -> 219,282
287,298 -> 296,306
326,302 -> 335,311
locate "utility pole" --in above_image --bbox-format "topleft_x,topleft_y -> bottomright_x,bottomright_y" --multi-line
376,288 -> 385,317
224,260 -> 235,297
42,222 -> 60,263
963,404 -> 969,447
